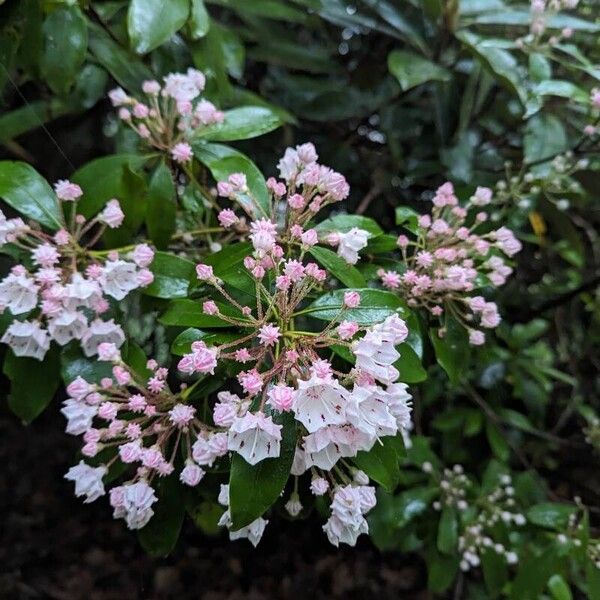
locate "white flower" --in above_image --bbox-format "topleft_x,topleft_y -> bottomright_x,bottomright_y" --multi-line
179,460 -> 205,487
64,274 -> 102,310
293,374 -> 348,433
64,461 -> 107,503
192,432 -> 228,467
1,320 -> 50,360
0,212 -> 27,246
80,318 -> 125,357
0,272 -> 39,314
353,329 -> 400,385
218,509 -> 268,547
303,425 -> 372,470
61,399 -> 97,435
384,383 -> 413,429
323,514 -> 368,547
336,228 -> 369,265
100,260 -> 140,300
227,412 -> 282,465
118,481 -> 158,530
345,385 -> 398,438
48,310 -> 88,345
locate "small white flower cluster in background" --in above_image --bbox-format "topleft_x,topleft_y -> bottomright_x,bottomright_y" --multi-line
109,68 -> 224,165
0,183 -> 154,360
527,0 -> 579,41
432,464 -> 470,511
379,182 -> 522,345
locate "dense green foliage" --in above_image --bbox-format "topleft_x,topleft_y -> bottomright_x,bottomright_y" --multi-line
1,1 -> 600,598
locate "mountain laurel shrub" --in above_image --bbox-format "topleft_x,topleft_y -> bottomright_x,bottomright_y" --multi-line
1,0 -> 599,597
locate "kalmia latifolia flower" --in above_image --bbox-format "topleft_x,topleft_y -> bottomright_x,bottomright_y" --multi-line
0,184 -> 154,360
379,182 -> 522,345
169,151 -> 413,547
109,69 -> 224,164
62,358 -> 230,530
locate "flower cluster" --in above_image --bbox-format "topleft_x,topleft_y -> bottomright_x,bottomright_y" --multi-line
109,68 -> 224,165
62,355 -> 224,530
0,182 -> 154,360
379,182 -> 522,345
61,145 -> 412,547
214,143 -> 358,258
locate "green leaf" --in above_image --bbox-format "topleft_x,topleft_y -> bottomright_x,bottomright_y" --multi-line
4,347 -> 61,422
481,549 -> 508,596
429,318 -> 470,384
60,345 -> 114,385
144,252 -> 196,299
394,343 -> 427,383
534,80 -> 589,103
353,435 -> 404,492
189,0 -> 210,39
524,114 -> 568,165
586,559 -> 600,600
302,288 -> 409,325
103,165 -> 148,248
486,421 -> 510,462
0,99 -> 71,144
308,246 -> 366,288
192,142 -> 270,219
456,31 -> 525,103
198,106 -> 283,141
548,574 -> 572,600
437,506 -> 458,555
315,214 -> 383,237
229,410 -> 296,529
40,6 -> 87,95
171,328 -> 243,355
388,49 -> 450,91
0,161 -> 62,230
146,162 -> 176,250
72,154 -> 148,219
88,23 -> 153,90
128,0 -> 190,54
470,10 -> 599,31
395,206 -> 419,234
138,475 -> 184,556
526,503 -> 576,530
160,298 -> 240,328
427,548 -> 460,594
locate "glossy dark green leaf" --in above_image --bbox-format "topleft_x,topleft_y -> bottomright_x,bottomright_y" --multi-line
60,345 -> 114,385
229,410 -> 296,529
302,288 -> 409,325
524,114 -> 568,165
0,161 -> 62,230
429,319 -> 470,384
128,0 -> 190,54
481,549 -> 509,596
144,252 -> 196,299
526,503 -> 576,530
189,0 -> 210,39
548,574 -> 572,600
4,347 -> 61,422
40,6 -> 87,95
72,154 -> 148,219
88,23 -> 153,90
388,50 -> 450,91
171,327 -> 243,355
146,162 -> 176,250
485,421 -> 510,462
437,506 -> 458,555
456,31 -> 525,103
470,10 -> 599,31
395,206 -> 419,234
394,343 -> 427,383
160,298 -> 242,328
353,435 -> 404,492
138,475 -> 185,556
198,106 -> 283,141
308,246 -> 366,288
315,214 -> 383,237
427,547 -> 460,594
